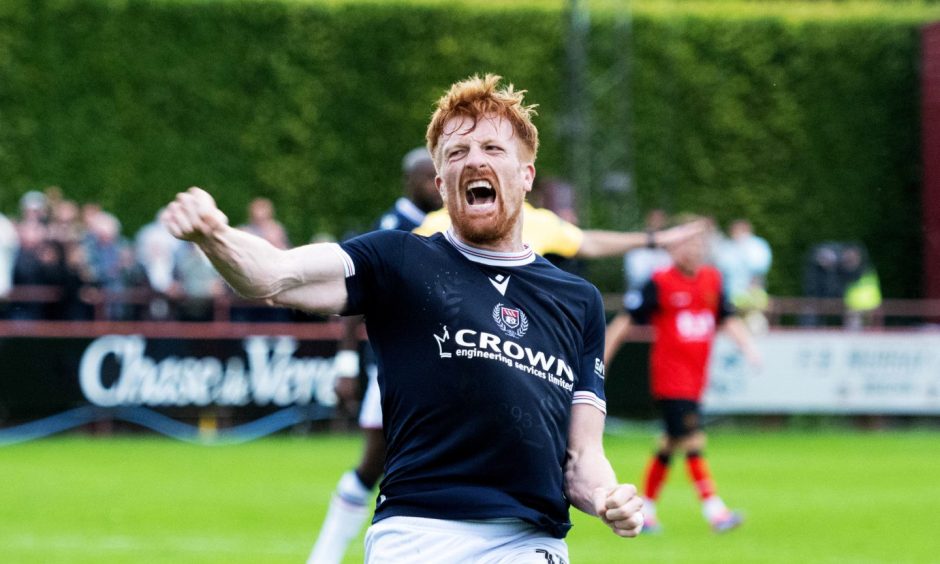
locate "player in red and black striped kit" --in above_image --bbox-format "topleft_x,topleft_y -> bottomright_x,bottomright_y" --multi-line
605,219 -> 760,533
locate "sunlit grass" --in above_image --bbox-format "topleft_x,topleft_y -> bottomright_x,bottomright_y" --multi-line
0,428 -> 936,563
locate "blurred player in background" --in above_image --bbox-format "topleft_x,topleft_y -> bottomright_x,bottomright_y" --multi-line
624,209 -> 673,293
162,74 -> 645,562
308,146 -> 440,564
604,216 -> 760,534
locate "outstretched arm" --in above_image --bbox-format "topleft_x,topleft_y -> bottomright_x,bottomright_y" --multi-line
604,312 -> 634,367
576,220 -> 708,259
162,187 -> 348,315
565,404 -> 644,537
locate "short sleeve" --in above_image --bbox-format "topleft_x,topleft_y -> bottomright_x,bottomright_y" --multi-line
526,207 -> 584,258
338,230 -> 406,316
572,286 -> 607,414
625,279 -> 658,324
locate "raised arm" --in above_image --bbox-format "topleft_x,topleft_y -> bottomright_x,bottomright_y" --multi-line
564,404 -> 644,537
576,219 -> 708,259
161,187 -> 348,315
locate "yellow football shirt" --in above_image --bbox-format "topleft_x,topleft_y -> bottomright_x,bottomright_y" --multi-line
413,202 -> 584,258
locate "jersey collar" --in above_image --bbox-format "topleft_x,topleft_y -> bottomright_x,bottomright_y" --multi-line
444,228 -> 535,267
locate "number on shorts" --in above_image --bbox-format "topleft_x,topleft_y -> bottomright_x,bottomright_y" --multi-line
535,548 -> 567,564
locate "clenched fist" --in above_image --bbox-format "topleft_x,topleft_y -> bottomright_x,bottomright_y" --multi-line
593,484 -> 645,537
161,187 -> 230,244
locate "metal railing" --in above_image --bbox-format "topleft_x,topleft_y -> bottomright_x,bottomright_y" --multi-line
1,285 -> 296,322
5,285 -> 940,327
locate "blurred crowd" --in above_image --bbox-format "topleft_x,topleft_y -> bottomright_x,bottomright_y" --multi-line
0,186 -> 310,322
801,240 -> 881,329
0,185 -> 879,326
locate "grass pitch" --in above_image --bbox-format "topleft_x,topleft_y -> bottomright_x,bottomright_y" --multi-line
0,426 -> 936,563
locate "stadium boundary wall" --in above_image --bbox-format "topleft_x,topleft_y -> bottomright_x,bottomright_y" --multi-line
3,322 -> 939,444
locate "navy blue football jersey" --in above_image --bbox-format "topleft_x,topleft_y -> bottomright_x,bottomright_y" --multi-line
356,197 -> 428,366
337,229 -> 607,538
374,197 -> 427,232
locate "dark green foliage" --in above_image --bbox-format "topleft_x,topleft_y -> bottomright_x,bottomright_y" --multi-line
0,0 -> 933,296
583,13 -> 926,296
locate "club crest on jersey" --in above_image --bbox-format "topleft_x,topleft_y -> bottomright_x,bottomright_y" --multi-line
493,303 -> 529,338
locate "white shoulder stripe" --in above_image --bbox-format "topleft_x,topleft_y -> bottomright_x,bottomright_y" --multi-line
572,391 -> 607,415
329,243 -> 356,278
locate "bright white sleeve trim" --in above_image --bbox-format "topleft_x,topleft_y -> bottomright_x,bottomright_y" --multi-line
329,243 -> 356,278
572,391 -> 607,414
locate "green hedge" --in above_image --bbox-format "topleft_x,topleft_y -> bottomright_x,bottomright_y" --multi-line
589,12 -> 929,297
0,0 -> 937,297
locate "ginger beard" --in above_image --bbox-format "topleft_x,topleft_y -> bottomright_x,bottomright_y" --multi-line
445,167 -> 524,246
436,116 -> 532,248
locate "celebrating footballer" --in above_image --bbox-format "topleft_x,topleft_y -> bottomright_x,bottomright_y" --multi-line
162,74 -> 643,562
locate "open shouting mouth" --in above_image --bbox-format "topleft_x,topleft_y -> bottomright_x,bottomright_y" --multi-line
466,179 -> 496,206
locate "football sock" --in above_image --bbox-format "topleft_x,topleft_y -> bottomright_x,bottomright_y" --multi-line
643,451 -> 672,501
685,450 -> 716,501
702,495 -> 731,523
308,470 -> 373,564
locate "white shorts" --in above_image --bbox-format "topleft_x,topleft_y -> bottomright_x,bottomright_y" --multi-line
358,365 -> 383,429
364,516 -> 569,564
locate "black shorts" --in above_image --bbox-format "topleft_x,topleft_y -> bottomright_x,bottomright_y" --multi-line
656,399 -> 703,439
